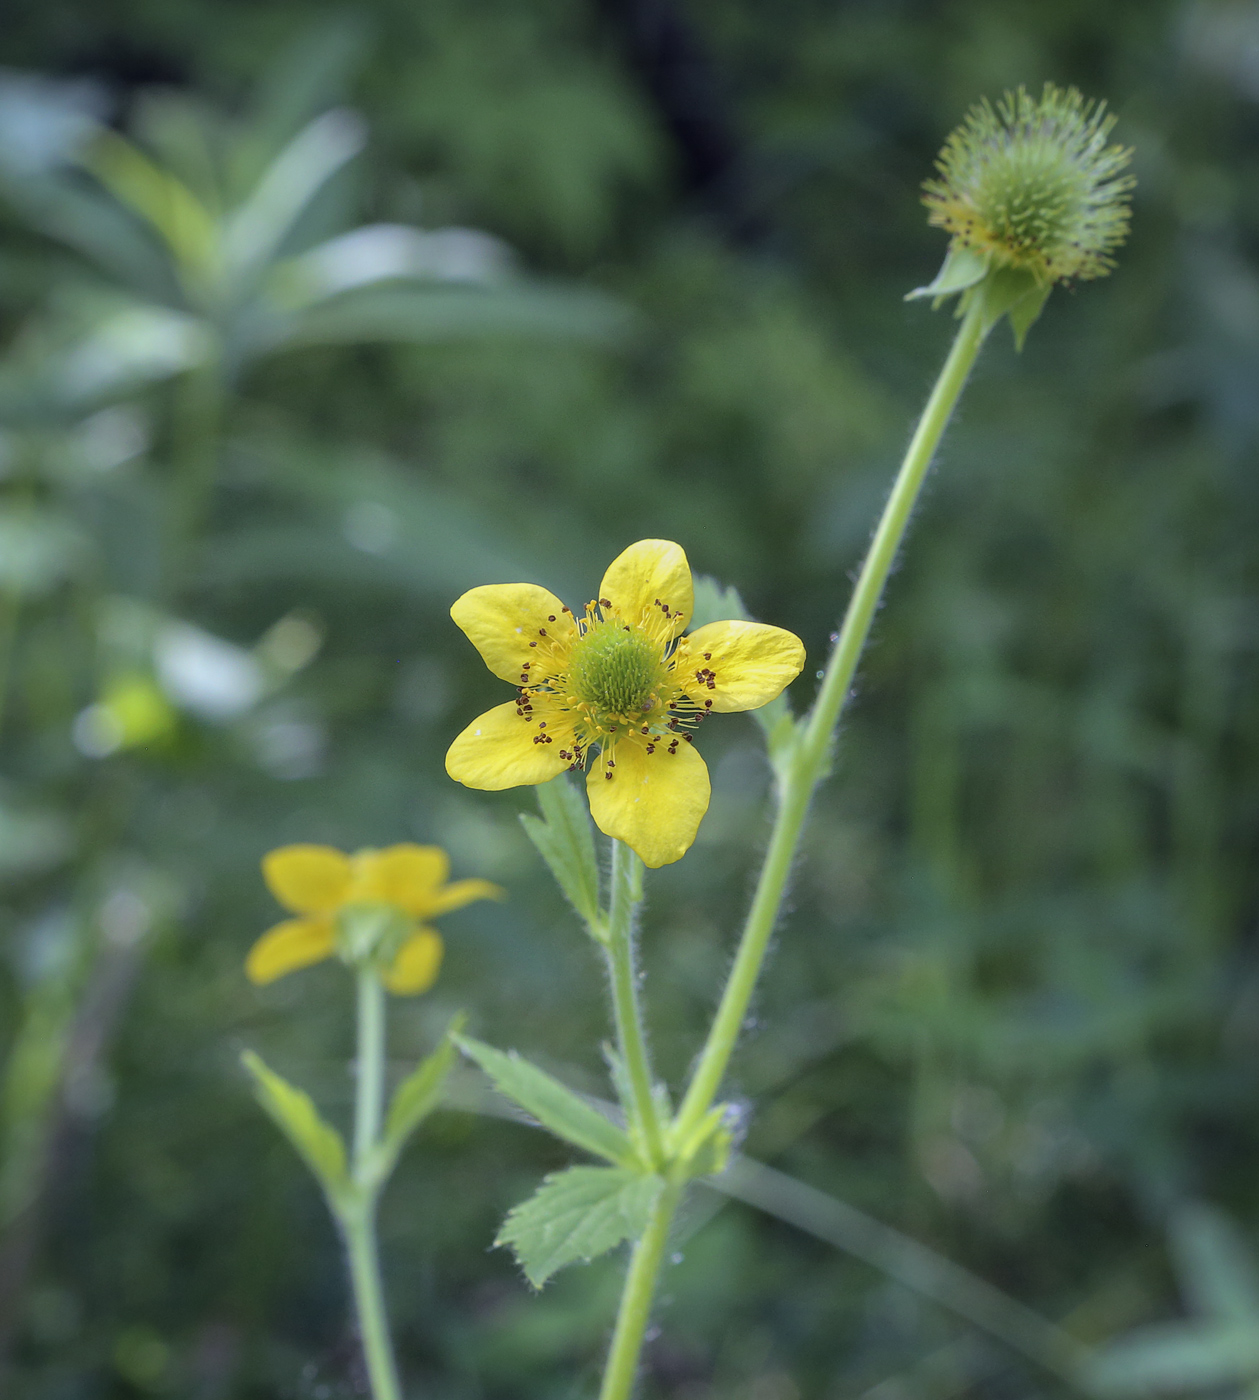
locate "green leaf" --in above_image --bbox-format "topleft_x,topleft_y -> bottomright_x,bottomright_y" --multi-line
274,281 -> 635,351
1081,1322 -> 1259,1395
455,1035 -> 637,1168
520,776 -> 601,932
904,246 -> 989,302
372,1016 -> 464,1183
496,1166 -> 663,1288
1171,1202 -> 1259,1326
674,1104 -> 733,1180
241,1051 -> 348,1200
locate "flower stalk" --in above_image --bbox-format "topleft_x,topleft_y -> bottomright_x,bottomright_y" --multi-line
342,968 -> 403,1400
604,841 -> 665,1167
594,296 -> 992,1396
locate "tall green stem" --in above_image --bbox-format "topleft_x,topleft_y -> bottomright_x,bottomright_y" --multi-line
675,298 -> 989,1143
343,1208 -> 403,1400
343,969 -> 402,1400
594,301 -> 990,1400
354,970 -> 386,1171
597,1180 -> 683,1400
605,841 -> 664,1167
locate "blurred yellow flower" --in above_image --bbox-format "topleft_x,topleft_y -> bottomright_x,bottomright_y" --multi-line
246,844 -> 502,994
445,539 -> 805,868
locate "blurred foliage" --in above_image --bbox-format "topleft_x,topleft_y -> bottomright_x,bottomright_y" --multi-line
1,1 -> 1259,1397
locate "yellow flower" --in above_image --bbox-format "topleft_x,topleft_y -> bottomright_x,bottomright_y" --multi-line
245,844 -> 503,994
445,539 -> 806,868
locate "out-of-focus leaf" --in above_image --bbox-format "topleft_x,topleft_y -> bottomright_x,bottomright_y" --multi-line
373,1018 -> 463,1183
274,223 -> 511,307
58,303 -> 211,403
243,14 -> 372,187
495,1165 -> 662,1288
0,175 -> 181,304
0,70 -> 103,177
1081,1321 -> 1259,1394
455,1036 -> 637,1167
0,507 -> 87,593
241,1051 -> 348,1202
275,279 -> 636,349
1169,1202 -> 1259,1326
0,800 -> 73,882
223,109 -> 366,287
86,129 -> 217,280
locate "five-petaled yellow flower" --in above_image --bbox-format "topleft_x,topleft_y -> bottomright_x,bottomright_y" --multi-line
245,844 -> 502,994
445,539 -> 806,868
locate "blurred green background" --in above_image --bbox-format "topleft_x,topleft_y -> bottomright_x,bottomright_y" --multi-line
2,1 -> 1259,1396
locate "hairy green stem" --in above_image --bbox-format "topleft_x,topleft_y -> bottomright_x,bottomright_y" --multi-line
343,1208 -> 403,1400
343,969 -> 401,1400
675,298 -> 989,1144
594,301 -> 989,1400
597,1180 -> 683,1400
605,841 -> 664,1167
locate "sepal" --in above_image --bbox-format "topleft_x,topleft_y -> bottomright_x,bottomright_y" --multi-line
496,1165 -> 664,1288
905,246 -> 989,303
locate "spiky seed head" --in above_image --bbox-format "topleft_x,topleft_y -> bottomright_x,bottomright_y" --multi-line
923,83 -> 1135,286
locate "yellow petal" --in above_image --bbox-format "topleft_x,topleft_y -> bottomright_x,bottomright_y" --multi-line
351,845 -> 450,912
262,845 -> 352,914
445,701 -> 575,790
427,877 -> 505,916
450,584 -> 577,683
382,928 -> 444,995
677,621 -> 806,713
245,918 -> 335,984
586,736 -> 710,868
598,540 -> 692,636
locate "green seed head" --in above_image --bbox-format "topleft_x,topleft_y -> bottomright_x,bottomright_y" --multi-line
569,622 -> 663,718
923,83 -> 1135,285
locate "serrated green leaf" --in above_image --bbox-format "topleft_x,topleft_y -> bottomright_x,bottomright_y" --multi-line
372,1015 -> 463,1184
241,1050 -> 348,1199
521,777 -> 601,931
455,1035 -> 636,1167
496,1165 -> 664,1288
1080,1322 -> 1259,1395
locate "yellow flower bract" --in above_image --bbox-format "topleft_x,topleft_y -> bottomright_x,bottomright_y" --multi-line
445,539 -> 806,868
245,844 -> 502,994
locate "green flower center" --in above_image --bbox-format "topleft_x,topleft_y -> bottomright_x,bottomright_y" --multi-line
569,622 -> 663,718
973,149 -> 1083,258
